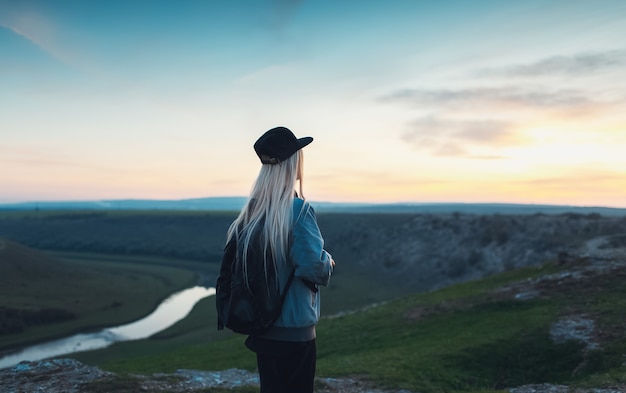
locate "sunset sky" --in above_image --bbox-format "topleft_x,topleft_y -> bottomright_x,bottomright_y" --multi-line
1,0 -> 625,207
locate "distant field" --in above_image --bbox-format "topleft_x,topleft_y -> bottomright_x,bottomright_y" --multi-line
0,210 -> 236,262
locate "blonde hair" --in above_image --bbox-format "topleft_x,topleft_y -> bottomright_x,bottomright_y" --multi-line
227,150 -> 305,288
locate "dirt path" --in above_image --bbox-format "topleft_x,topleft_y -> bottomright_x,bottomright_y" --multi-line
580,234 -> 626,260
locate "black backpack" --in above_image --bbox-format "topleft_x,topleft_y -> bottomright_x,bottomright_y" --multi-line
215,234 -> 294,335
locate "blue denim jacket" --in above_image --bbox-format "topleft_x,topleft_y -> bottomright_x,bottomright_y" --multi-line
257,198 -> 333,342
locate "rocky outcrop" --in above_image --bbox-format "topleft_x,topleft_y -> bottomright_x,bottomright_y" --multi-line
0,359 -> 413,393
1,359 -> 111,393
328,213 -> 626,292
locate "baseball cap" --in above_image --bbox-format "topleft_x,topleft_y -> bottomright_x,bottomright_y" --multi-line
253,126 -> 313,164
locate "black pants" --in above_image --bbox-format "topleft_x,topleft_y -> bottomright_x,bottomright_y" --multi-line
245,336 -> 316,393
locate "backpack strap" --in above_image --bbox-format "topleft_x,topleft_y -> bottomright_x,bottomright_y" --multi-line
279,267 -> 296,302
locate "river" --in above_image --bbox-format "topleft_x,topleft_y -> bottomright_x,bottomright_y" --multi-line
0,286 -> 215,369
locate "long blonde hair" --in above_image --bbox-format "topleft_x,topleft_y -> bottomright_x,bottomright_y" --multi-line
227,150 -> 305,288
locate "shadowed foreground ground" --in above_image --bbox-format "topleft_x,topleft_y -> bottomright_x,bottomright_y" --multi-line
1,358 -> 624,393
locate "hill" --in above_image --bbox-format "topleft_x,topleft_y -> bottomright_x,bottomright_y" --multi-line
3,234 -> 624,393
0,238 -> 199,350
319,212 -> 626,294
0,237 -> 82,282
0,238 -> 83,336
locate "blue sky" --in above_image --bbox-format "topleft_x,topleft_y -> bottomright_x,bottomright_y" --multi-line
1,0 -> 626,207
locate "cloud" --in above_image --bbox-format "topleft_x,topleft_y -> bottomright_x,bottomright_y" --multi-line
0,7 -> 94,74
483,49 -> 626,77
432,143 -> 467,157
383,87 -> 592,110
401,116 -> 517,157
405,117 -> 513,142
0,10 -> 67,64
382,48 -> 626,156
383,83 -> 624,154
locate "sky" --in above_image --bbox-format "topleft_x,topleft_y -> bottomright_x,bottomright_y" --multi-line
1,0 -> 625,207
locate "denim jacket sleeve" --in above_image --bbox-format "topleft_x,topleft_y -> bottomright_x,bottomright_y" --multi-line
290,198 -> 333,286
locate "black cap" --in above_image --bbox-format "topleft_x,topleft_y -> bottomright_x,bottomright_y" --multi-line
254,126 -> 313,164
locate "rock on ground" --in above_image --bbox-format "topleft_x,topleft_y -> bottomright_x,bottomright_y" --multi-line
0,359 -> 413,393
509,384 -> 626,393
0,358 -> 112,393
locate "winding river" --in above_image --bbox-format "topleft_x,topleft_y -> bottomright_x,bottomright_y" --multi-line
0,286 -> 215,370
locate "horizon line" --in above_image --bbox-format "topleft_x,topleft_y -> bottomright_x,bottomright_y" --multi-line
1,196 -> 625,210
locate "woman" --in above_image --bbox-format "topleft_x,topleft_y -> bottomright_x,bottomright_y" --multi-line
224,126 -> 335,393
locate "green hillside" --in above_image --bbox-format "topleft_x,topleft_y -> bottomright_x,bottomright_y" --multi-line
77,244 -> 626,393
0,238 -> 199,350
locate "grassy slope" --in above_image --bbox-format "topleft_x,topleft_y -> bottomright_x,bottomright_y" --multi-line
78,259 -> 626,393
71,237 -> 406,366
0,241 -> 202,350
